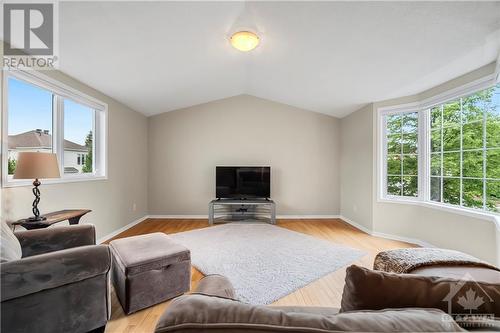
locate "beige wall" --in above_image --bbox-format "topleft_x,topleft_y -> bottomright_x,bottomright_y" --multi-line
340,104 -> 373,231
371,202 -> 499,265
148,95 -> 340,216
1,70 -> 149,240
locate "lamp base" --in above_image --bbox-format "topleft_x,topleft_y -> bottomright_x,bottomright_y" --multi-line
25,216 -> 47,222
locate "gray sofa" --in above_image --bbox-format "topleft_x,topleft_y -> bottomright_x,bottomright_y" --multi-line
1,224 -> 111,333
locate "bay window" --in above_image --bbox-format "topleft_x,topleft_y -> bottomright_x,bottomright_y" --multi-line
380,79 -> 500,215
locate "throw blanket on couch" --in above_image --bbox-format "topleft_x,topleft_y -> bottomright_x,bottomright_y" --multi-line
373,248 -> 500,274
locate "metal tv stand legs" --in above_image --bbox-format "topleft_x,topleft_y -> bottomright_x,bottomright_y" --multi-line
208,199 -> 276,225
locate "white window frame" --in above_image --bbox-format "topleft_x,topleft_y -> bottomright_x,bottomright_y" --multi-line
377,73 -> 499,217
380,106 -> 424,201
2,70 -> 108,187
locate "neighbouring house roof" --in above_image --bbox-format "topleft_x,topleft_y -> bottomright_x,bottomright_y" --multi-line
64,167 -> 79,173
8,130 -> 88,152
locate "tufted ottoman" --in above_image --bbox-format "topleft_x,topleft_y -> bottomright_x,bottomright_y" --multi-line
110,232 -> 191,314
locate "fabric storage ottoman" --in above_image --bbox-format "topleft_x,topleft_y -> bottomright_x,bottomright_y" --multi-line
110,232 -> 191,314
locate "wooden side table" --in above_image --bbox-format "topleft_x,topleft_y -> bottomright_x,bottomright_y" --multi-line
12,209 -> 92,230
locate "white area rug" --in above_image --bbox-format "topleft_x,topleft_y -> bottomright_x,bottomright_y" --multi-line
171,223 -> 366,305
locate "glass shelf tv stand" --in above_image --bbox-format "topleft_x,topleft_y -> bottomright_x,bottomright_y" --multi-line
208,199 -> 276,225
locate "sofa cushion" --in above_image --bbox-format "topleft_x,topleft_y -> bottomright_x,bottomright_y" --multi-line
1,244 -> 110,302
109,232 -> 190,275
340,265 -> 500,325
1,222 -> 22,263
193,274 -> 237,300
155,294 -> 465,332
270,306 -> 340,317
15,224 -> 96,257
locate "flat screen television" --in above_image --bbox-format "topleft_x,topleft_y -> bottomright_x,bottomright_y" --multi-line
216,166 -> 271,199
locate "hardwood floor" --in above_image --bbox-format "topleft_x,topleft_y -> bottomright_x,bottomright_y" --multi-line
104,218 -> 416,333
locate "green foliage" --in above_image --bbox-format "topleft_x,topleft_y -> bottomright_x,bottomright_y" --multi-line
443,152 -> 460,177
443,178 -> 460,205
8,158 -> 16,175
486,181 -> 500,212
387,155 -> 401,175
463,179 -> 483,209
82,131 -> 93,173
402,176 -> 418,196
402,154 -> 418,175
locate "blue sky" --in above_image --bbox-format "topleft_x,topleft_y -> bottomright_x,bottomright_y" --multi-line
8,77 -> 93,146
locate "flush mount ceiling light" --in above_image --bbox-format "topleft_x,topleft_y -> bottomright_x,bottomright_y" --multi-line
230,31 -> 260,52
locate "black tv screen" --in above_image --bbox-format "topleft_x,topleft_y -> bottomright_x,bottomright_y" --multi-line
216,166 -> 271,199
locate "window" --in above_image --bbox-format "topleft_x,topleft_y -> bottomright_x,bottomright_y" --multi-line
380,80 -> 500,215
430,86 -> 500,212
76,154 -> 87,166
7,77 -> 53,175
3,70 -> 107,186
385,112 -> 419,197
64,99 -> 94,174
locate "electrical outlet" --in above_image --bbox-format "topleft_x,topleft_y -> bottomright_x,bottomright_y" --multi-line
132,203 -> 137,212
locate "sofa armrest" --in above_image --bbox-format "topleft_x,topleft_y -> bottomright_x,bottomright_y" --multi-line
15,224 -> 96,257
193,274 -> 236,300
1,244 -> 110,302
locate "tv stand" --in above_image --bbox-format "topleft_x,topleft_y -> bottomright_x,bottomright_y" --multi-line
208,199 -> 276,225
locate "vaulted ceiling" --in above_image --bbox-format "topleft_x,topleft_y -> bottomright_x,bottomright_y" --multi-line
59,1 -> 500,117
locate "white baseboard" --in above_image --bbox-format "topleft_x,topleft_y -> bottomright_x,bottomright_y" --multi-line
97,215 -> 149,244
147,215 -> 207,219
338,215 -> 372,235
371,231 -> 435,248
277,215 -> 341,219
339,215 -> 435,248
146,214 -> 341,220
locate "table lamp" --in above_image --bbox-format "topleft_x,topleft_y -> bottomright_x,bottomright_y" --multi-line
13,152 -> 60,221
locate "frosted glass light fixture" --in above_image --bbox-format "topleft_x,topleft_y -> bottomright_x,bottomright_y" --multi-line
230,31 -> 260,52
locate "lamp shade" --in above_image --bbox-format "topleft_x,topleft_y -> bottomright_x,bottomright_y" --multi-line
13,152 -> 60,179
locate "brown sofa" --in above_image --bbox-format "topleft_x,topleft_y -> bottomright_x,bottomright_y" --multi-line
1,224 -> 111,333
154,275 -> 466,332
155,261 -> 500,333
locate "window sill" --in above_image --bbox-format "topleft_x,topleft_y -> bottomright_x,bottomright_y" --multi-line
2,175 -> 108,188
377,197 -> 500,229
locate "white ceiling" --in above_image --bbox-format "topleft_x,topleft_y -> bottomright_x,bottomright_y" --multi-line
59,1 -> 500,118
